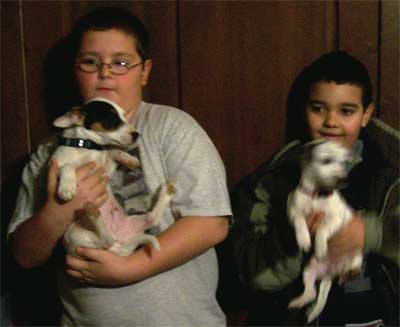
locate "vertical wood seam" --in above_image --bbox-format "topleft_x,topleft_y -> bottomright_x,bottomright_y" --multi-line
335,0 -> 340,50
376,0 -> 382,118
18,0 -> 31,154
176,1 -> 183,110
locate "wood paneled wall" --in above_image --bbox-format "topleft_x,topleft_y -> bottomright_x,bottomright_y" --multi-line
1,0 -> 398,323
2,1 -> 398,192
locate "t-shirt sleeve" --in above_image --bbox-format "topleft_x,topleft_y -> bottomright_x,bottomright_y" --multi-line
7,141 -> 54,237
160,110 -> 232,218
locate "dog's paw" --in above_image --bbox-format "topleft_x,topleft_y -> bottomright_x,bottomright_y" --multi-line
126,157 -> 140,169
307,305 -> 320,324
166,182 -> 176,195
288,296 -> 307,310
314,243 -> 328,260
297,234 -> 311,252
109,243 -> 131,256
58,183 -> 76,201
338,268 -> 362,284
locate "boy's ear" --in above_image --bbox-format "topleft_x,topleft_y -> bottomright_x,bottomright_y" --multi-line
53,108 -> 85,128
361,103 -> 375,127
140,59 -> 152,87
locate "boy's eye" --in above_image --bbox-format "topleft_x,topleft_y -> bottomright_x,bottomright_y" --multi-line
309,105 -> 324,113
80,57 -> 99,64
341,107 -> 356,116
112,60 -> 130,67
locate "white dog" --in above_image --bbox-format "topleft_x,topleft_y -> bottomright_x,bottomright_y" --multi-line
287,140 -> 362,323
52,97 -> 175,257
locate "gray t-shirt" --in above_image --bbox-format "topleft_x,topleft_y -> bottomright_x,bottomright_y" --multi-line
8,102 -> 232,326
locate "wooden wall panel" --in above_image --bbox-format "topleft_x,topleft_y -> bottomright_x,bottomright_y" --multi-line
1,1 -> 29,182
380,0 -> 399,127
1,0 -> 399,324
21,1 -> 69,150
179,1 -> 336,187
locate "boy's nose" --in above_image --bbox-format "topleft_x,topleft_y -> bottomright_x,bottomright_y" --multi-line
98,64 -> 112,79
323,111 -> 338,127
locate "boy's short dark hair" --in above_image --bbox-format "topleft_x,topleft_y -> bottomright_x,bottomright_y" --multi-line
71,7 -> 149,61
286,51 -> 373,142
301,51 -> 373,108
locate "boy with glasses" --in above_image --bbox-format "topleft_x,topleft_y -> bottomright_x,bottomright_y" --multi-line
8,7 -> 231,326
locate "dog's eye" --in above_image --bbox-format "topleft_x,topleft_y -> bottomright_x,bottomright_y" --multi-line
321,158 -> 333,165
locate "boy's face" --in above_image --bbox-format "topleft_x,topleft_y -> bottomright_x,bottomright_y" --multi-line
305,81 -> 374,149
75,28 -> 152,121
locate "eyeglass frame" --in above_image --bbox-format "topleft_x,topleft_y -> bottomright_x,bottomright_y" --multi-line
75,60 -> 144,75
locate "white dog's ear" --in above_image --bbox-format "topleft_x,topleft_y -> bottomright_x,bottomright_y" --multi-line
53,107 -> 85,128
300,140 -> 325,166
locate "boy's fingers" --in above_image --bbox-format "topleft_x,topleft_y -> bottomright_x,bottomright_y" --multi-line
47,159 -> 59,193
94,192 -> 108,207
76,162 -> 97,179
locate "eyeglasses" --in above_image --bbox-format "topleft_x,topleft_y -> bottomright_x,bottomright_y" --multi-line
75,60 -> 143,75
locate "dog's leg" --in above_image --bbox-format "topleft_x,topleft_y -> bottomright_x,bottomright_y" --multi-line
143,183 -> 176,229
315,204 -> 353,260
58,164 -> 77,201
109,149 -> 140,169
292,214 -> 312,252
63,223 -> 105,258
288,260 -> 318,309
110,234 -> 160,256
339,253 -> 363,284
307,277 -> 332,323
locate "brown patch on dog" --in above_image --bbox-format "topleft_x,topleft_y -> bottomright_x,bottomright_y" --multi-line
91,122 -> 107,132
338,268 -> 362,285
166,183 -> 176,195
69,109 -> 86,126
84,202 -> 101,218
124,158 -> 141,169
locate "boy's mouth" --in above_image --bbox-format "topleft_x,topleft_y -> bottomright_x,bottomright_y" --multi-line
320,132 -> 343,138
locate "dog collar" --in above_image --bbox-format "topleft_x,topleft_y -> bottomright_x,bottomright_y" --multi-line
299,185 -> 333,198
59,137 -> 104,150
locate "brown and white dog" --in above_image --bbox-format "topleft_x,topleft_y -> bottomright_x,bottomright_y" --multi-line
52,97 -> 175,257
287,140 -> 362,323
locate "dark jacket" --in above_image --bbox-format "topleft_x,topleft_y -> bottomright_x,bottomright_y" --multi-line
228,119 -> 399,326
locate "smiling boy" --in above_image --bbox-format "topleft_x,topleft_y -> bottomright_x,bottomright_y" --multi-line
230,51 -> 399,326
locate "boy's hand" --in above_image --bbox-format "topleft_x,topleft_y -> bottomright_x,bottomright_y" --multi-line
45,160 -> 109,223
327,213 -> 365,259
306,211 -> 365,259
65,247 -> 134,286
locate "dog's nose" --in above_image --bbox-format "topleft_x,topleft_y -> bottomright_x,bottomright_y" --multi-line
131,131 -> 139,142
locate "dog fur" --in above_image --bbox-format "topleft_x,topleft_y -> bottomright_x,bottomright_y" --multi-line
52,97 -> 175,257
287,140 -> 363,323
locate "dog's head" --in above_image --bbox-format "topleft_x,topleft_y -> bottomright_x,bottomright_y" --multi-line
53,97 -> 137,147
302,140 -> 353,189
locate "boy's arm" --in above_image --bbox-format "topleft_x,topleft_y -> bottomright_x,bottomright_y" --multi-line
64,215 -> 229,285
363,179 -> 399,264
11,161 -> 108,268
230,174 -> 303,291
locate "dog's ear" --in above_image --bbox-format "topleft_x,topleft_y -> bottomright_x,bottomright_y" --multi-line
300,140 -> 323,165
53,107 -> 86,128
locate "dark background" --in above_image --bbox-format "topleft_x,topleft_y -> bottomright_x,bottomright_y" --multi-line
2,1 -> 398,325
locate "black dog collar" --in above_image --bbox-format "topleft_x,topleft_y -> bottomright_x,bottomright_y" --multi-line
59,137 -> 104,150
